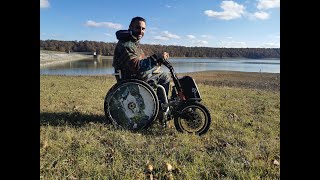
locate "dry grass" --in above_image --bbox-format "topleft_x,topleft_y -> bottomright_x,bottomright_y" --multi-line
40,72 -> 280,179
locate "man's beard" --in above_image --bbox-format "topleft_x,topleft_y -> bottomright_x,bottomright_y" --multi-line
132,31 -> 143,40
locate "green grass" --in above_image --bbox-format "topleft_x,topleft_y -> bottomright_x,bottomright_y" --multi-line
40,74 -> 280,179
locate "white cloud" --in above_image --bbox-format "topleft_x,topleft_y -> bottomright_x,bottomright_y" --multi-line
260,33 -> 280,47
193,40 -> 209,46
219,40 -> 247,48
257,0 -> 280,10
153,31 -> 180,41
40,0 -> 50,8
204,1 -> 245,20
148,27 -> 158,34
186,35 -> 196,39
267,33 -> 280,39
201,35 -> 214,39
104,33 -> 112,37
253,11 -> 270,20
84,20 -> 122,30
154,36 -> 169,41
266,33 -> 280,42
163,31 -> 180,39
41,33 -> 62,39
260,42 -> 280,48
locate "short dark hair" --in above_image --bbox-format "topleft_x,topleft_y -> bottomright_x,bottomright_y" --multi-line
129,16 -> 146,27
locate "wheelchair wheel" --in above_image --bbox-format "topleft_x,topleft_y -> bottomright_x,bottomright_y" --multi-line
104,79 -> 159,130
174,101 -> 211,136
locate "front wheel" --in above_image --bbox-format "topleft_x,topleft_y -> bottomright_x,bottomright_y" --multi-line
174,101 -> 211,136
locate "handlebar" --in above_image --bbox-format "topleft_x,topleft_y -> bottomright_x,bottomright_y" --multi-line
158,58 -> 173,70
159,58 -> 186,101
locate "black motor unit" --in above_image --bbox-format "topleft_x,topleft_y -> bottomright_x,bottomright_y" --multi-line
172,76 -> 201,100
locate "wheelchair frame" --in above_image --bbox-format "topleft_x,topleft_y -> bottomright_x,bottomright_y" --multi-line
104,60 -> 212,135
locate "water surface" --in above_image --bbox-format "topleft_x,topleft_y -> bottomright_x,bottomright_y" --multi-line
40,57 -> 280,75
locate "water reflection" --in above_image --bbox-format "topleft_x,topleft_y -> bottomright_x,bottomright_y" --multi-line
40,57 -> 280,75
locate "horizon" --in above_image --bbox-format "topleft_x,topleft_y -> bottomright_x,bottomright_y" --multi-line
40,39 -> 279,49
40,0 -> 280,48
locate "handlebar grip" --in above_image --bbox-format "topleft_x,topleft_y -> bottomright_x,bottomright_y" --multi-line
161,59 -> 170,66
163,60 -> 175,71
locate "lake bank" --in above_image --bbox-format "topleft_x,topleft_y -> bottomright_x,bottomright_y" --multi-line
40,50 -> 93,67
41,70 -> 280,92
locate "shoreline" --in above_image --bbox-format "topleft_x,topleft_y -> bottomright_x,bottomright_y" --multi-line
40,50 -> 279,67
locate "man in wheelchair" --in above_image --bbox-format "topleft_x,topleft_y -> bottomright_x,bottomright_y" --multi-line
106,17 -> 211,133
112,16 -> 171,97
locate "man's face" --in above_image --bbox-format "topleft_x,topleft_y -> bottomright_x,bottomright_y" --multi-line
130,20 -> 146,40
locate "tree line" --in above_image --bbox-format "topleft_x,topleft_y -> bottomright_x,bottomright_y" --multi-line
40,40 -> 280,59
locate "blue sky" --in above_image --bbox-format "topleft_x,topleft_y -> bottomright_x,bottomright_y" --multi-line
40,0 -> 280,48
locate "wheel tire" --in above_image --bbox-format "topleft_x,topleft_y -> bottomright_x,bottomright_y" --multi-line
174,101 -> 211,136
104,79 -> 159,130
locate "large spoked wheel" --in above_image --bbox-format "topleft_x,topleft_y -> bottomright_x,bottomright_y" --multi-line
104,79 -> 159,130
174,102 -> 211,136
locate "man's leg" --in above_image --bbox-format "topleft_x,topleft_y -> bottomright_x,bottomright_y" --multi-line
146,71 -> 170,95
146,71 -> 170,126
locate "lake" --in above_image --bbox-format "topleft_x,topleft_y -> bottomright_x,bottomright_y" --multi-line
40,57 -> 280,75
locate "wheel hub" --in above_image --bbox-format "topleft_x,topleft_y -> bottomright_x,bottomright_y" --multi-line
128,102 -> 136,111
185,110 -> 202,129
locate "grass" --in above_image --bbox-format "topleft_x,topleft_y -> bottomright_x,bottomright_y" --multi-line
40,72 -> 280,179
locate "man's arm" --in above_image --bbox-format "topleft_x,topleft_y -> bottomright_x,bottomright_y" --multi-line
124,45 -> 159,74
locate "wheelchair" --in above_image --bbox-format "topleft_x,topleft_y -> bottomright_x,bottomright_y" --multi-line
104,59 -> 211,135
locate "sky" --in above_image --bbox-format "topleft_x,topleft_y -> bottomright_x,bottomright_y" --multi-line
40,0 -> 280,48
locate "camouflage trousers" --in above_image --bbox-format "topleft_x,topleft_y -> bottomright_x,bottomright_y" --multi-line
144,70 -> 170,95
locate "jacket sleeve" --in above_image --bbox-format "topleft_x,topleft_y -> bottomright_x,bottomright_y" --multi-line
124,46 -> 159,74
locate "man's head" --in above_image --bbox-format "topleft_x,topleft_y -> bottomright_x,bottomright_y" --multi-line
129,16 -> 146,40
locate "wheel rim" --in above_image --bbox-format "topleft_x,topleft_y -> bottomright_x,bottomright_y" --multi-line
179,105 -> 208,133
106,81 -> 158,130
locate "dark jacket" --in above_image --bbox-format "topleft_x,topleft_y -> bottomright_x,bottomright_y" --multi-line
112,30 -> 159,80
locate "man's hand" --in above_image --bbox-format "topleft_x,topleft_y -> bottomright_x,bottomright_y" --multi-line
162,52 -> 170,60
157,52 -> 170,60
155,52 -> 169,66
163,52 -> 169,60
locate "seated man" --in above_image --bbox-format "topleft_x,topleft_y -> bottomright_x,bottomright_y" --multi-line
112,16 -> 170,96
